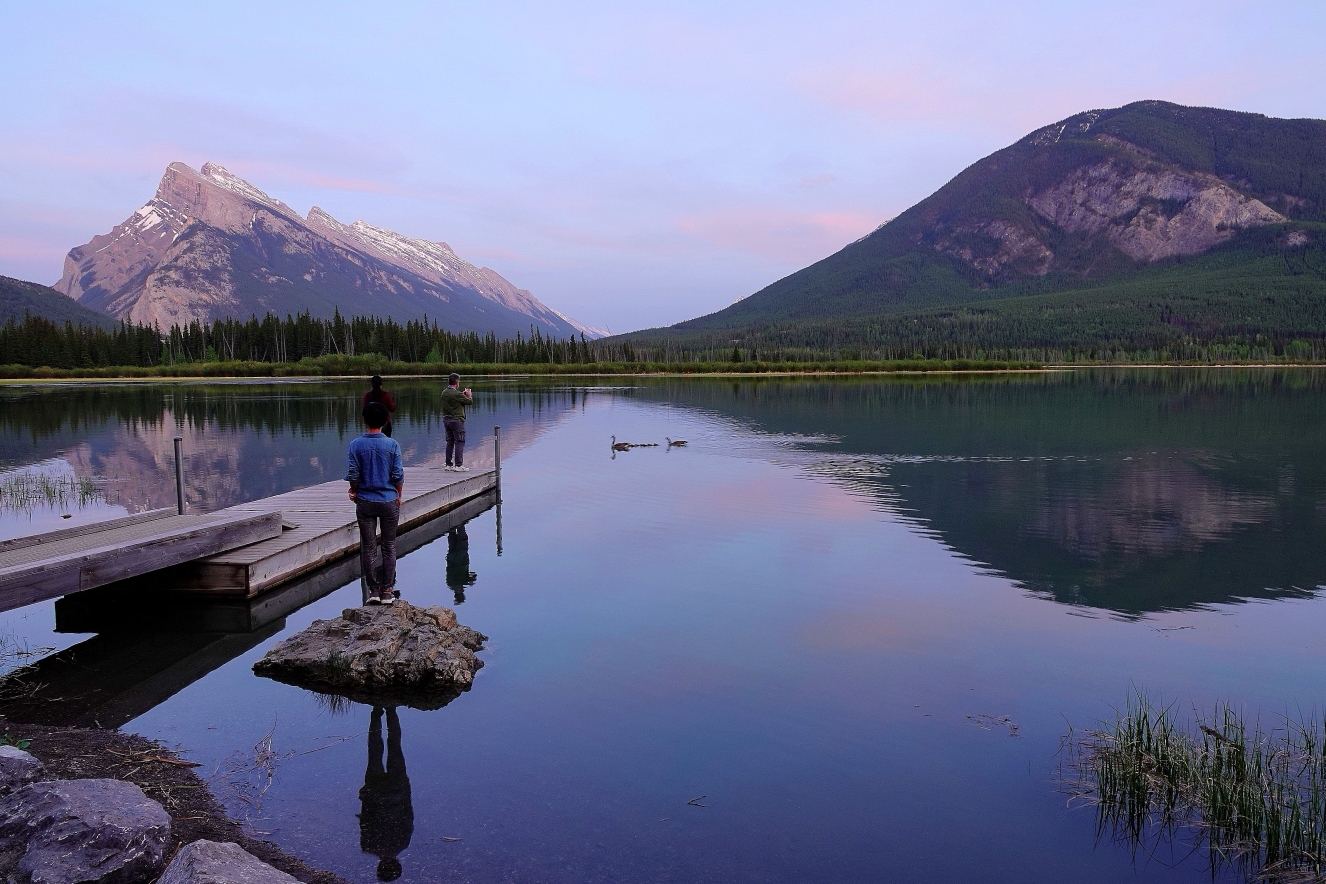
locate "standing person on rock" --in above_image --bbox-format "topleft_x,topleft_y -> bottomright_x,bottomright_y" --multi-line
347,402 -> 404,605
363,375 -> 397,438
440,373 -> 473,472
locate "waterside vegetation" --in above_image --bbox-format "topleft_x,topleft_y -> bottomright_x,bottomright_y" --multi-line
1064,693 -> 1326,882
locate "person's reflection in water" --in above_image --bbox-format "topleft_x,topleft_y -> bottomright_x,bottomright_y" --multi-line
445,526 -> 477,604
359,707 -> 413,881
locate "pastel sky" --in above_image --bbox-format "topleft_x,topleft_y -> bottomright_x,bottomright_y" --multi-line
2,1 -> 1324,333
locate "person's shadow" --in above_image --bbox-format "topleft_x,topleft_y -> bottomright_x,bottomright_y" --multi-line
358,707 -> 414,881
445,526 -> 478,604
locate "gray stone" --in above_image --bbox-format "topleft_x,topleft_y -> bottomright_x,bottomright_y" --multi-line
159,840 -> 299,884
0,778 -> 170,884
0,748 -> 44,798
253,601 -> 485,706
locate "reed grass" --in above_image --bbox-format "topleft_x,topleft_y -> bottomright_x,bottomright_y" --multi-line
0,470 -> 101,514
1064,692 -> 1326,882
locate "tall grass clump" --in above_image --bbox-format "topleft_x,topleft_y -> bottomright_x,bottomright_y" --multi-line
0,470 -> 101,514
1064,692 -> 1326,882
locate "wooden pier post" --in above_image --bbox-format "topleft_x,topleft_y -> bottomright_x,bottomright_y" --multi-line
173,436 -> 185,515
494,425 -> 503,555
494,426 -> 501,502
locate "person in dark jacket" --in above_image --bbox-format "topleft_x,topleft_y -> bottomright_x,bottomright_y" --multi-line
359,706 -> 413,882
346,402 -> 404,605
363,376 -> 397,438
440,373 -> 473,471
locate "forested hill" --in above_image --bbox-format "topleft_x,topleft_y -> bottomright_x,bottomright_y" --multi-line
0,276 -> 115,329
664,101 -> 1326,335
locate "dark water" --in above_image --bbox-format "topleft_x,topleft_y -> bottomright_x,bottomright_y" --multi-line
0,370 -> 1324,883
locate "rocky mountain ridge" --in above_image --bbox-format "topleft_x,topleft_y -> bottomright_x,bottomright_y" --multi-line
56,163 -> 605,338
670,100 -> 1325,331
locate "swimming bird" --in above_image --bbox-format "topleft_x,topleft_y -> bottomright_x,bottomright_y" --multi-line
666,438 -> 687,447
611,435 -> 631,452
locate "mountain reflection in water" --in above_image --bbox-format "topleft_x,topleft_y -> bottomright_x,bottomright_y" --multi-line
633,369 -> 1326,615
0,381 -> 571,516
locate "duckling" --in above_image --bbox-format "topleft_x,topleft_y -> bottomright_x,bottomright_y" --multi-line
611,435 -> 631,452
666,438 -> 688,447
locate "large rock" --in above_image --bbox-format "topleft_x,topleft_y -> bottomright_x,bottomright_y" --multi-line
0,748 -> 44,798
0,778 -> 170,884
159,840 -> 299,884
253,602 -> 486,710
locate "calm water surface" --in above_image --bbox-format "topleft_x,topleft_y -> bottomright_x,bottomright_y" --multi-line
0,371 -> 1323,883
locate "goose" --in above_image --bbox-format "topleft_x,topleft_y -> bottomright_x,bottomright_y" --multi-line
611,435 -> 631,452
666,438 -> 687,447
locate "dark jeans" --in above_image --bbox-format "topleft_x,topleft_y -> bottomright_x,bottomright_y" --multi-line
356,499 -> 399,589
444,418 -> 466,466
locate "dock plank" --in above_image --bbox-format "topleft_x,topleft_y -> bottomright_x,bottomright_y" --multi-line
0,511 -> 283,614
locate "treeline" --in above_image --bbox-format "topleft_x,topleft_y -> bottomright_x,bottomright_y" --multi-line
0,311 -> 606,369
0,309 -> 1032,370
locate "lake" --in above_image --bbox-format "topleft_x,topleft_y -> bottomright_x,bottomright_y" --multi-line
0,370 -> 1323,883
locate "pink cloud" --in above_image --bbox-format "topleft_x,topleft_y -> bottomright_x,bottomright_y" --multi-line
674,206 -> 880,262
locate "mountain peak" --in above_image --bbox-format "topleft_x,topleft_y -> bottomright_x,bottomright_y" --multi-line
675,100 -> 1323,331
55,162 -> 605,337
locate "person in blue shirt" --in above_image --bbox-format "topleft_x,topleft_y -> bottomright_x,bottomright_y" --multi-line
347,402 -> 404,604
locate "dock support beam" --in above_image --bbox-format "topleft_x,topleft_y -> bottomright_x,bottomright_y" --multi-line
494,426 -> 501,502
494,425 -> 503,556
173,436 -> 185,515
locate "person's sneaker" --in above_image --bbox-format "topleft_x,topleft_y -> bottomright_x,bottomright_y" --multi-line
380,589 -> 396,605
455,465 -> 470,472
444,465 -> 456,471
366,589 -> 382,605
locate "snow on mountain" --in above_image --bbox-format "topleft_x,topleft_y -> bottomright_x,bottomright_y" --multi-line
56,162 -> 605,338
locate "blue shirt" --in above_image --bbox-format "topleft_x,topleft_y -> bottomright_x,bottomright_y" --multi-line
346,433 -> 404,503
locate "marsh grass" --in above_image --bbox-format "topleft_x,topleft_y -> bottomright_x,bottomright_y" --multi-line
1064,692 -> 1326,882
0,469 -> 102,514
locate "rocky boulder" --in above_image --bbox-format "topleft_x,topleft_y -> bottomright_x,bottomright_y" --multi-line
253,602 -> 486,710
0,748 -> 44,798
159,840 -> 300,884
0,778 -> 170,884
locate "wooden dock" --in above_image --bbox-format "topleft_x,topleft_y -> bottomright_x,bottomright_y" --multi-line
55,489 -> 498,633
1,490 -> 500,728
158,467 -> 497,597
0,509 -> 283,615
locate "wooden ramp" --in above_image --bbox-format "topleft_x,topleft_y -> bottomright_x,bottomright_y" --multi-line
0,509 -> 283,614
161,467 -> 496,597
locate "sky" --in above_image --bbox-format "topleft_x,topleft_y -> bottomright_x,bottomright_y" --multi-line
2,1 -> 1325,334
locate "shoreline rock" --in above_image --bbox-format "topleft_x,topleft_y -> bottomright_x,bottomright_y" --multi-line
253,602 -> 486,710
160,840 -> 301,884
0,718 -> 349,884
0,777 -> 170,884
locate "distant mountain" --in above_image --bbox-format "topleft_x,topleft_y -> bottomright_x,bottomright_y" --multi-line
0,276 -> 115,329
656,101 -> 1326,350
55,163 -> 606,338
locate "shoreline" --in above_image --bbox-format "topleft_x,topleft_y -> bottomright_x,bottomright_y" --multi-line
0,717 -> 348,884
0,362 -> 1321,384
